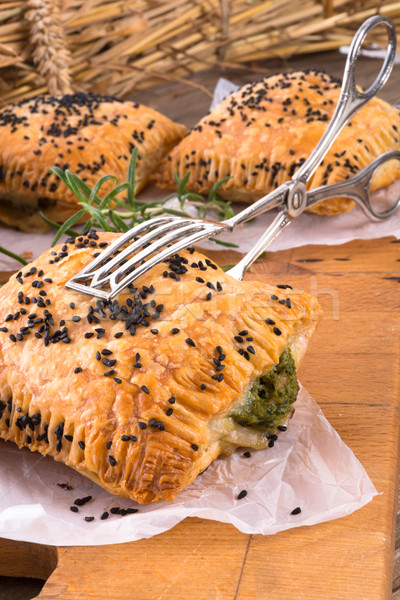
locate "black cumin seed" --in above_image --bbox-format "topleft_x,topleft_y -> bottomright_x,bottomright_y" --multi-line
84,516 -> 95,522
271,294 -> 278,300
166,408 -> 173,416
74,495 -> 92,506
78,441 -> 85,450
243,451 -> 251,458
101,349 -> 113,355
234,336 -> 243,343
140,385 -> 149,394
237,490 -> 247,500
291,506 -> 301,515
201,384 -> 206,390
171,328 -> 180,334
74,367 -> 82,374
277,425 -> 287,431
101,511 -> 109,520
102,358 -> 116,367
205,292 -> 212,300
103,370 -> 116,377
196,277 -> 204,283
64,434 -> 73,442
191,443 -> 199,451
273,327 -> 282,336
109,455 -> 117,466
70,506 -> 79,513
113,377 -> 122,384
185,337 -> 195,347
85,332 -> 94,338
130,435 -> 137,442
138,421 -> 147,430
168,397 -> 175,404
114,332 -> 123,338
266,318 -> 275,325
121,435 -> 130,441
72,315 -> 81,322
106,441 -> 112,449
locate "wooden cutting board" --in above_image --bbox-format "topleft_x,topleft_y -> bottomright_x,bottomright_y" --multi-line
0,236 -> 399,600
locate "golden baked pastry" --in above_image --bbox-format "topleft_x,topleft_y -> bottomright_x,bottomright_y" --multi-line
0,232 -> 321,503
0,93 -> 187,232
156,69 -> 400,215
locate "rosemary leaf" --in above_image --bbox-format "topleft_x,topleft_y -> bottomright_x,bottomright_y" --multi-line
39,212 -> 79,236
208,238 -> 239,248
0,246 -> 29,265
51,209 -> 87,246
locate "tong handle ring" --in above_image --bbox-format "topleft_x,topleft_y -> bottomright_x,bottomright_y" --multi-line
345,15 -> 397,103
295,15 -> 397,185
343,151 -> 400,221
305,150 -> 400,221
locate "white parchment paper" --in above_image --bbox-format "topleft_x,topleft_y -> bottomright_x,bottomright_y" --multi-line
0,386 -> 377,546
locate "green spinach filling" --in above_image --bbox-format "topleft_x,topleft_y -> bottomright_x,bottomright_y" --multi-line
230,347 -> 299,430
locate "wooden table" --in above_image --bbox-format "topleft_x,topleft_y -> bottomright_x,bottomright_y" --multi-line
1,50 -> 400,599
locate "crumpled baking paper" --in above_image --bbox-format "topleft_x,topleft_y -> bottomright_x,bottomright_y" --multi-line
0,385 -> 377,546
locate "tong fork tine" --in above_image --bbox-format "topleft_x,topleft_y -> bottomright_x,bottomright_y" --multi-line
66,15 -> 397,298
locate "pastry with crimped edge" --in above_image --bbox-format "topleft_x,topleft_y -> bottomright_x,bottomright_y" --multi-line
0,93 -> 187,232
0,232 -> 321,503
155,69 -> 400,215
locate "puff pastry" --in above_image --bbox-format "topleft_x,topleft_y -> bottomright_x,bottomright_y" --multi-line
0,232 -> 321,503
156,69 -> 400,215
0,93 -> 187,232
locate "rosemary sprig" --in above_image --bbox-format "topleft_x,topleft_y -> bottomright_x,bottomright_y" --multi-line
45,147 -> 237,248
0,147 -> 240,265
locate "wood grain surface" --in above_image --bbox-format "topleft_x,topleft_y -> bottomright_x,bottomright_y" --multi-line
0,236 -> 399,599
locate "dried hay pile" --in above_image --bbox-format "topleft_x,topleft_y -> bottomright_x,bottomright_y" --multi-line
0,0 -> 399,102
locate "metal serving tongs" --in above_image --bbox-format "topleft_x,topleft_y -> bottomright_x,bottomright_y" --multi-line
67,15 -> 399,301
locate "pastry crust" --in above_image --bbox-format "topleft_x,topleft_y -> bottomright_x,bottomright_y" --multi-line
155,69 -> 400,215
0,233 -> 321,503
0,93 -> 187,232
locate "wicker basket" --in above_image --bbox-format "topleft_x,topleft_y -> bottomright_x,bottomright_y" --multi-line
0,0 -> 399,103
